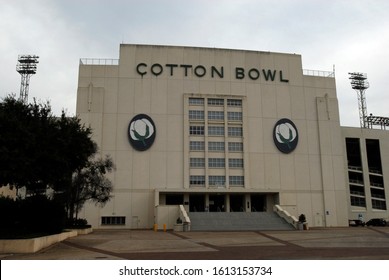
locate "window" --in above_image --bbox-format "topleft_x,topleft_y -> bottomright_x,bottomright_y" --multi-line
190,158 -> 205,168
366,139 -> 383,174
208,126 -> 225,136
189,98 -> 204,105
227,99 -> 242,107
370,188 -> 385,199
229,176 -> 244,186
345,138 -> 362,169
209,176 -> 226,186
372,199 -> 387,210
190,175 -> 205,186
189,110 -> 204,120
227,112 -> 242,121
350,196 -> 366,207
101,216 -> 126,225
228,142 -> 243,152
208,142 -> 225,151
208,111 -> 224,121
190,141 -> 205,151
350,185 -> 365,196
229,158 -> 244,168
208,158 -> 225,168
228,127 -> 243,137
208,98 -> 224,106
190,126 -> 204,135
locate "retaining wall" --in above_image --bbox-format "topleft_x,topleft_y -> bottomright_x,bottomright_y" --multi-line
0,228 -> 93,254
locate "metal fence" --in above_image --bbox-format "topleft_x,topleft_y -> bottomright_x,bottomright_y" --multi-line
79,58 -> 119,65
303,69 -> 335,77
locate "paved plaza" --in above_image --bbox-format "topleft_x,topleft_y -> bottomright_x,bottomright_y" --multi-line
2,227 -> 389,260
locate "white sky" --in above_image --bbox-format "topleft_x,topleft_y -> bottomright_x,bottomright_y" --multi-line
1,0 -> 388,127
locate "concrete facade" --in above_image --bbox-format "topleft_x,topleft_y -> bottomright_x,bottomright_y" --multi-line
342,127 -> 389,222
76,44 -> 361,229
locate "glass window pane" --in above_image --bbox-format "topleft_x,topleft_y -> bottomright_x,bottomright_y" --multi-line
228,127 -> 242,137
227,99 -> 242,107
190,126 -> 204,135
227,112 -> 242,121
208,98 -> 224,106
190,141 -> 205,151
189,98 -> 204,105
228,142 -> 243,151
208,158 -> 225,168
190,158 -> 205,167
209,176 -> 226,186
208,142 -> 225,151
208,126 -> 224,136
208,111 -> 224,120
189,110 -> 204,120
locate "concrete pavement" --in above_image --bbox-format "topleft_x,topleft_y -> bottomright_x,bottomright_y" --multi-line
2,227 -> 389,260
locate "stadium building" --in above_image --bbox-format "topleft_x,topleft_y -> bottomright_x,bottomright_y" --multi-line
76,44 -> 389,230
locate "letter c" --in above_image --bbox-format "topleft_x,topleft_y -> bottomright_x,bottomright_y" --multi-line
136,63 -> 147,77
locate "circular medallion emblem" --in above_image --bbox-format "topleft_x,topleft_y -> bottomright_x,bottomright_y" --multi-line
128,114 -> 156,151
273,118 -> 298,154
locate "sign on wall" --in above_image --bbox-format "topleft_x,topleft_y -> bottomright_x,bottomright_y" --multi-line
273,118 -> 298,154
128,114 -> 156,151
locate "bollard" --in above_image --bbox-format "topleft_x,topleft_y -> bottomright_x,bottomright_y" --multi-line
153,224 -> 158,232
163,224 -> 167,232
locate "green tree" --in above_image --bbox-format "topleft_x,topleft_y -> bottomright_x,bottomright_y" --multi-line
0,95 -> 114,226
0,96 -> 56,194
0,96 -> 96,195
66,156 -> 114,221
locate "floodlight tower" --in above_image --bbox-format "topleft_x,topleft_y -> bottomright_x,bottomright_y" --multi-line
16,55 -> 39,103
349,72 -> 369,128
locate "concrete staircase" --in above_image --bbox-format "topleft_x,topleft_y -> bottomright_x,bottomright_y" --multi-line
189,212 -> 295,231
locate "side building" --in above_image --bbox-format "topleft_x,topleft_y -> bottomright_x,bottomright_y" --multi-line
342,127 -> 389,222
76,44 -> 350,229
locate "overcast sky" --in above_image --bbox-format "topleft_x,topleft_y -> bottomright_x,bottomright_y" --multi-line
1,0 -> 388,127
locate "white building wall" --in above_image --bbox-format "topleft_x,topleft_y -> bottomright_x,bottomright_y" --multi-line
76,44 -> 349,228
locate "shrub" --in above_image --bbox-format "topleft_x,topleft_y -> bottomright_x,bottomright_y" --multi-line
0,195 -> 66,238
66,218 -> 90,229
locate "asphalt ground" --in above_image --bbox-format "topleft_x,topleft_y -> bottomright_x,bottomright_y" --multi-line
2,227 -> 389,260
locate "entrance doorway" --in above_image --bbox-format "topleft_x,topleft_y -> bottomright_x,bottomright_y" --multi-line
251,194 -> 266,212
209,194 -> 225,212
189,194 -> 205,212
230,194 -> 244,212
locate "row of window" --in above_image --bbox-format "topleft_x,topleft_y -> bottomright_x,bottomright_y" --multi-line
189,175 -> 244,186
350,196 -> 387,210
189,98 -> 242,107
190,141 -> 243,151
189,110 -> 242,121
190,126 -> 243,136
190,158 -> 244,168
101,216 -> 126,225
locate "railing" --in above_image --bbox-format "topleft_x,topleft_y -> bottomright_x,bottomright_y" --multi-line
369,168 -> 382,175
348,165 -> 363,171
303,69 -> 335,78
349,179 -> 364,185
273,205 -> 298,229
371,182 -> 384,188
79,58 -> 119,65
350,190 -> 365,196
371,193 -> 386,199
180,204 -> 190,224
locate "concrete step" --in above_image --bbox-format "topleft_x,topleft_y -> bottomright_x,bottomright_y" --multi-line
189,212 -> 295,231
